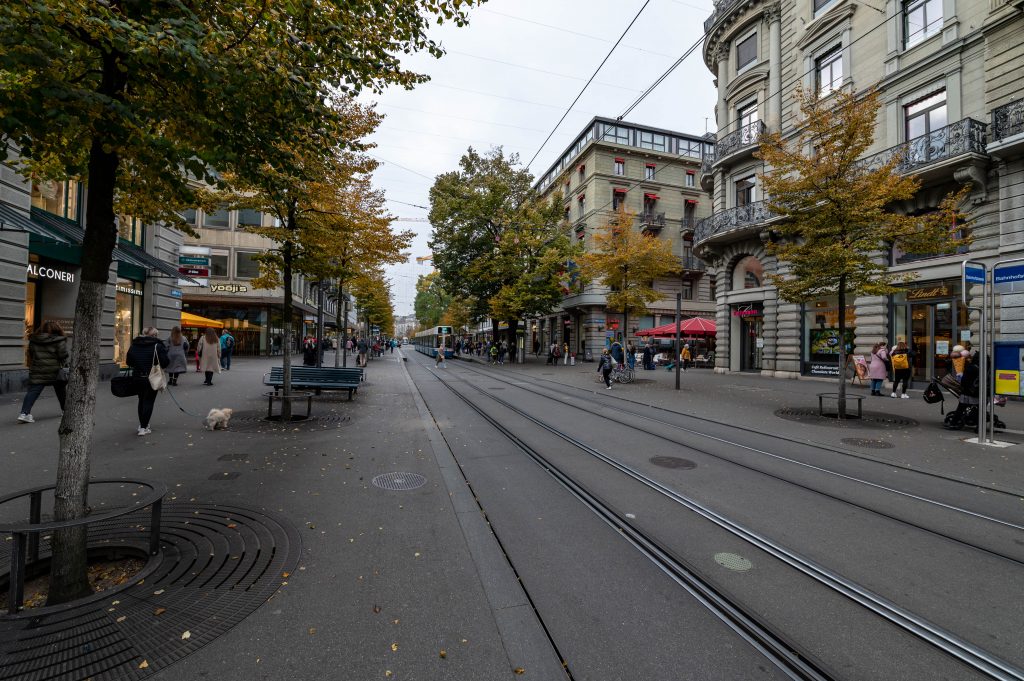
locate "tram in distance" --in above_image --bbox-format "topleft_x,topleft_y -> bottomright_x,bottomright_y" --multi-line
413,326 -> 455,359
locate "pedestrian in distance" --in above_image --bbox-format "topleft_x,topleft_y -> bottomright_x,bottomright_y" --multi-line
17,320 -> 69,424
867,341 -> 889,396
302,339 -> 317,366
546,342 -> 556,365
533,339 -> 541,357
126,326 -> 170,436
562,342 -> 569,366
435,342 -> 447,368
197,328 -> 222,386
680,343 -> 692,372
219,328 -> 235,370
194,336 -> 202,372
357,337 -> 368,367
597,348 -> 614,389
890,338 -> 913,398
166,326 -> 189,386
626,341 -> 636,370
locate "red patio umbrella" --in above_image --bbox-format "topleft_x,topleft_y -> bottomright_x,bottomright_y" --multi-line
677,317 -> 716,336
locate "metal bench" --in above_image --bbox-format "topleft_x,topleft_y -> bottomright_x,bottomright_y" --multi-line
263,366 -> 363,401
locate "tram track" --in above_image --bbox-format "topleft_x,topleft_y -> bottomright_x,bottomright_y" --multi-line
413,354 -> 1024,681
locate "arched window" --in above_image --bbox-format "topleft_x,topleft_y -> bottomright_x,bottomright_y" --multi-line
732,255 -> 764,290
744,271 -> 761,288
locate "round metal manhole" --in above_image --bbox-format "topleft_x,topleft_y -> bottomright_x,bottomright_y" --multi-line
0,503 -> 299,680
372,472 -> 427,491
714,552 -> 753,572
840,437 -> 895,449
649,456 -> 697,470
775,408 -> 917,429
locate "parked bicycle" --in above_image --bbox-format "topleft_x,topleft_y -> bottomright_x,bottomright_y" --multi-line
593,363 -> 635,384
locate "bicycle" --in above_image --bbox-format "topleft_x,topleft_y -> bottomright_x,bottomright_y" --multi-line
593,364 -> 635,384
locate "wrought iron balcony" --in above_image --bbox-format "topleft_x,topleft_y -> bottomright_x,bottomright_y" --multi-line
640,212 -> 666,231
991,97 -> 1024,142
680,217 -> 697,232
855,118 -> 987,175
715,121 -> 766,162
700,150 -> 716,175
680,256 -> 707,272
694,200 -> 777,247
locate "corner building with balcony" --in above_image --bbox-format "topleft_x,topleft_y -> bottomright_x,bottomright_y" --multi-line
534,117 -> 715,358
697,0 -> 1024,380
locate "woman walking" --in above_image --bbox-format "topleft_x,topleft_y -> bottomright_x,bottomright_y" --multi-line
17,320 -> 69,423
597,348 -> 614,390
126,327 -> 169,436
867,341 -> 889,396
166,326 -> 189,386
197,328 -> 222,385
890,338 -> 913,398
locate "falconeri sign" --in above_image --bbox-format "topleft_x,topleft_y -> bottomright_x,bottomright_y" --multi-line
26,264 -> 75,283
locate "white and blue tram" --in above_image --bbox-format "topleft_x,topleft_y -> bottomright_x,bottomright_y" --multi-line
413,326 -> 455,359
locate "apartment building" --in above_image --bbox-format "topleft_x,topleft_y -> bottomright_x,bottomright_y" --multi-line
697,0 -> 1024,379
534,117 -> 715,358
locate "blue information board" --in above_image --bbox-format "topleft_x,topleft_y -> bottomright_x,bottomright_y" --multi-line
994,263 -> 1024,293
964,265 -> 985,284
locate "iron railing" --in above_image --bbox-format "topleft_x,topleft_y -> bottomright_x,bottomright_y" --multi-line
716,120 -> 766,160
856,118 -> 987,174
991,97 -> 1024,142
694,200 -> 776,246
640,212 -> 666,230
701,150 -> 716,175
680,256 -> 707,272
680,217 -> 697,231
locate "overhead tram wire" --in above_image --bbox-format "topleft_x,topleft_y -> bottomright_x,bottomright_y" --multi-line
526,0 -> 654,170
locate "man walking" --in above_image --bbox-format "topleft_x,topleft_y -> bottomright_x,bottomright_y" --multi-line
357,336 -> 368,367
219,329 -> 235,370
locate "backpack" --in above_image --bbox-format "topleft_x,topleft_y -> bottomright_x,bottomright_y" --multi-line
891,352 -> 909,371
225,335 -> 234,349
923,381 -> 945,413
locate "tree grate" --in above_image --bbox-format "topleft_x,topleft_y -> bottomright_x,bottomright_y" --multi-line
775,408 -> 918,429
0,503 -> 300,681
371,472 -> 427,491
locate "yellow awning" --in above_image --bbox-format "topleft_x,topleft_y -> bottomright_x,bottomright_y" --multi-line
181,311 -> 224,329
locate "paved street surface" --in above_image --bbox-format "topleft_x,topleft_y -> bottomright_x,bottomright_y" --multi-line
2,348 -> 1023,680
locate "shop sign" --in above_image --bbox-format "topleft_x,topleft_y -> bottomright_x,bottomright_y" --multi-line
906,285 -> 950,300
169,289 -> 182,298
807,362 -> 840,377
26,264 -> 75,283
180,245 -> 211,255
178,266 -> 209,277
178,256 -> 210,266
210,283 -> 248,293
732,307 -> 761,317
116,283 -> 143,296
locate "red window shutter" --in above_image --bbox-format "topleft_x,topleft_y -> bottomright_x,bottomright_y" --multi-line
644,193 -> 660,200
613,188 -> 628,194
645,163 -> 656,168
614,157 -> 624,163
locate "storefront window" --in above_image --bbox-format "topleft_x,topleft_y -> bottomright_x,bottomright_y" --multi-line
117,215 -> 144,246
31,179 -> 79,221
114,279 -> 143,364
891,283 -> 968,379
802,297 -> 855,376
236,251 -> 261,279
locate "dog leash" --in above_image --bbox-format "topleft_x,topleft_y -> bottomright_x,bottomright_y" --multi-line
164,384 -> 205,417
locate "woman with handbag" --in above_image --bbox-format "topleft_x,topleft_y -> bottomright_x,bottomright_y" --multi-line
197,327 -> 221,386
165,326 -> 189,385
126,327 -> 170,436
17,320 -> 69,424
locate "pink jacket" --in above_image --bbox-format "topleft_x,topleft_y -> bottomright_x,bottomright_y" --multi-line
867,348 -> 889,380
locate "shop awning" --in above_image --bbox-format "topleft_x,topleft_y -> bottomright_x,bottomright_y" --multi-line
636,317 -> 716,337
0,202 -> 74,244
181,311 -> 224,329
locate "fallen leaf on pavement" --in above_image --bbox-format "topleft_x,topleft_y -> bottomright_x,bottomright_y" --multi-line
439,649 -> 447,659
308,628 -> 316,635
138,660 -> 149,669
514,668 -> 525,675
372,605 -> 381,614
181,631 -> 191,640
154,608 -> 167,616
116,616 -> 126,623
390,642 -> 398,652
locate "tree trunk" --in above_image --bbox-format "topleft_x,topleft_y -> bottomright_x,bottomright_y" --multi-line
491,318 -> 500,347
341,290 -> 349,368
48,134 -> 121,605
506,319 -> 518,363
335,283 -> 343,368
837,276 -> 847,419
281,237 -> 294,422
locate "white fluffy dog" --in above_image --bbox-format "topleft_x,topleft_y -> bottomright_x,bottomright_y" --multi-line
205,408 -> 234,431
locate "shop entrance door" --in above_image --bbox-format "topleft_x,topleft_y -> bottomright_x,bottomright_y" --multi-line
740,316 -> 763,371
909,301 -> 957,380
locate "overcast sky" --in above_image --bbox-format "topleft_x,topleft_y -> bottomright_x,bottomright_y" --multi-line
362,0 -> 718,316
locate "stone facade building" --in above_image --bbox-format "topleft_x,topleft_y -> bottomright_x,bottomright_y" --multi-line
534,117 -> 715,359
696,0 -> 1024,379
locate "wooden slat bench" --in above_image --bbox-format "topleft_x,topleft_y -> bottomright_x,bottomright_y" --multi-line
263,366 -> 364,401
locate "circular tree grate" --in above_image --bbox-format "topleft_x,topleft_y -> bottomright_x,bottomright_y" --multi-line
649,456 -> 697,470
713,552 -> 753,572
775,408 -> 917,429
840,437 -> 895,449
371,472 -> 427,491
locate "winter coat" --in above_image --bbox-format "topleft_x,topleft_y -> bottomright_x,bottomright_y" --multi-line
867,348 -> 889,380
166,338 -> 190,374
197,337 -> 221,373
27,333 -> 69,384
126,336 -> 170,379
598,354 -> 613,373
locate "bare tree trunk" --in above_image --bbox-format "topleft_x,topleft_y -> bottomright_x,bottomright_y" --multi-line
837,275 -> 847,419
282,238 -> 294,421
506,319 -> 519,362
48,133 -> 121,605
335,283 -> 343,368
341,290 -> 349,368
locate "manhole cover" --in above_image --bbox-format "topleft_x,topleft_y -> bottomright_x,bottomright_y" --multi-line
840,438 -> 895,449
649,456 -> 697,469
0,503 -> 299,680
208,471 -> 241,480
714,552 -> 753,571
372,472 -> 427,491
775,408 -> 917,429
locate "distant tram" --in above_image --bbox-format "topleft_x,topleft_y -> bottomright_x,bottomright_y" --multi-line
413,326 -> 455,359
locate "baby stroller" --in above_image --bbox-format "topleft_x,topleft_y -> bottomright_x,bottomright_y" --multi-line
926,374 -> 1007,431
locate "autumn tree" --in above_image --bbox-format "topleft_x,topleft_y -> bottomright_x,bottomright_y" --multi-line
352,269 -> 395,338
578,210 -> 680,350
0,0 -> 480,605
414,272 -> 452,327
442,295 -> 476,335
758,87 -> 969,414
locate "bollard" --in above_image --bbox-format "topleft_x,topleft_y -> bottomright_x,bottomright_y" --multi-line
570,355 -> 576,366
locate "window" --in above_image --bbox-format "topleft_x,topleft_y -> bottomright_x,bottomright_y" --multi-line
577,195 -> 586,219
31,179 -> 79,221
209,250 -> 229,277
180,208 -> 197,226
644,164 -> 656,180
603,124 -> 630,145
905,90 -> 947,141
744,271 -> 761,288
237,209 -> 262,227
686,171 -> 695,188
204,206 -> 230,229
678,139 -> 702,158
614,158 -> 624,176
814,0 -> 837,12
738,102 -> 758,130
682,282 -> 693,300
117,216 -> 144,246
816,47 -> 843,96
735,175 -> 755,207
235,251 -> 261,279
736,33 -> 757,70
612,189 -> 627,211
639,131 -> 666,151
904,0 -> 942,48
578,164 -> 585,183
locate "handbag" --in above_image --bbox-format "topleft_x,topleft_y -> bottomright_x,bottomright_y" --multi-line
57,365 -> 70,382
110,369 -> 138,398
148,346 -> 167,391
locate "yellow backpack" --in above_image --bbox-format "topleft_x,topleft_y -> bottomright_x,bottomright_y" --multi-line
891,351 -> 909,371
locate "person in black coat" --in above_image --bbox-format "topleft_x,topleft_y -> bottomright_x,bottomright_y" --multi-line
125,327 -> 170,436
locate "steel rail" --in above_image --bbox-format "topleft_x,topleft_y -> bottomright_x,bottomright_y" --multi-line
431,360 -> 1024,681
426,367 -> 834,681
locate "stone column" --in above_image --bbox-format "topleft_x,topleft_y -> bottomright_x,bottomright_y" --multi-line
714,44 -> 730,135
714,265 -> 731,373
765,3 -> 782,131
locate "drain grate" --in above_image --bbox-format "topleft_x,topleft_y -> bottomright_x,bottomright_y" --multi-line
0,503 -> 299,681
371,472 -> 427,491
649,456 -> 697,470
840,437 -> 895,449
775,408 -> 918,429
714,552 -> 753,572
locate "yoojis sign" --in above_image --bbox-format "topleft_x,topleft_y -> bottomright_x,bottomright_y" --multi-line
210,283 -> 248,293
26,263 -> 75,283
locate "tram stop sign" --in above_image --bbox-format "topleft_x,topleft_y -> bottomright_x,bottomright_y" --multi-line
993,263 -> 1024,294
